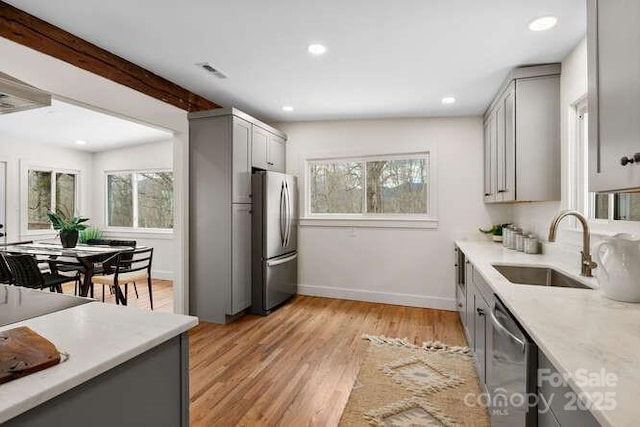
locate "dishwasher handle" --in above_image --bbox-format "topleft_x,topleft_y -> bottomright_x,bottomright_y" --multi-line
490,305 -> 526,352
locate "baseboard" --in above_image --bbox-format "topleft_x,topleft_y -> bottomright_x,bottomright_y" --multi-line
152,270 -> 174,281
297,284 -> 456,311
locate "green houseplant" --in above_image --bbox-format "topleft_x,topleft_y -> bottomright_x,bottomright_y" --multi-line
79,227 -> 104,244
47,211 -> 90,248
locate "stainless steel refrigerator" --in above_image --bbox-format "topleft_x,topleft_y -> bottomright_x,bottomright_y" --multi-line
251,171 -> 298,315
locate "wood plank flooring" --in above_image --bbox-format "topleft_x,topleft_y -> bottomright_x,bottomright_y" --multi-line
61,279 -> 174,312
189,296 -> 466,426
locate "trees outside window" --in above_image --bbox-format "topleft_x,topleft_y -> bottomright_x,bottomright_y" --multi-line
308,154 -> 429,216
28,169 -> 77,230
106,170 -> 174,230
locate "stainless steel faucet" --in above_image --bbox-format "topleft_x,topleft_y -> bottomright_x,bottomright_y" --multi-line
548,210 -> 597,277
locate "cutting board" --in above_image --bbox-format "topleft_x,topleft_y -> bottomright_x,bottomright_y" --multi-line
0,326 -> 61,384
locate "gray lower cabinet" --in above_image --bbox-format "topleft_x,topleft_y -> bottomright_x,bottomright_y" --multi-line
231,204 -> 252,314
538,352 -> 600,427
5,335 -> 189,427
588,0 -> 640,192
483,64 -> 561,203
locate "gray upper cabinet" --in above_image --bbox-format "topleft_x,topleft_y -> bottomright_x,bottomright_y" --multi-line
232,117 -> 252,203
588,0 -> 640,192
268,134 -> 286,172
252,126 -> 286,172
483,65 -> 560,203
251,126 -> 270,170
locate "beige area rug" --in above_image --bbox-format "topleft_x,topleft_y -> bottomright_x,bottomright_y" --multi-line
339,335 -> 490,427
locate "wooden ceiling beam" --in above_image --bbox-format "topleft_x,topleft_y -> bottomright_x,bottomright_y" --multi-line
0,1 -> 220,112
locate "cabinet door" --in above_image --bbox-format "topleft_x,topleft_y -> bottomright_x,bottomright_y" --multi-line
464,261 -> 475,345
268,134 -> 286,172
502,85 -> 516,202
483,118 -> 495,203
474,291 -> 488,384
232,117 -> 252,203
230,204 -> 252,315
251,126 -> 269,170
588,0 -> 640,191
495,100 -> 506,203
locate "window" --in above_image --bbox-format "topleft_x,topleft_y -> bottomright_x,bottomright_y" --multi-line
307,154 -> 430,217
27,169 -> 77,230
575,100 -> 640,222
106,170 -> 174,230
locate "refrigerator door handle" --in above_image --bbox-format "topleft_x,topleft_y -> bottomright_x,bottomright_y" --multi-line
280,181 -> 287,247
266,253 -> 298,267
284,180 -> 292,247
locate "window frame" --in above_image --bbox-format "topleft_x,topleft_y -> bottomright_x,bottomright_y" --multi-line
302,151 -> 438,229
573,98 -> 640,228
21,163 -> 80,236
104,168 -> 174,233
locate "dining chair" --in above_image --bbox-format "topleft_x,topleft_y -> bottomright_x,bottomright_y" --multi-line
4,253 -> 78,293
92,247 -> 154,309
0,253 -> 13,284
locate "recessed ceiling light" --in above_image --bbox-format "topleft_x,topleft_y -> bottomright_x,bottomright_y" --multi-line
282,105 -> 294,112
441,96 -> 456,105
308,43 -> 327,56
75,140 -> 87,145
528,16 -> 558,32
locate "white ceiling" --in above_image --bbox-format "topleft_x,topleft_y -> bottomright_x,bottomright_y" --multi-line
5,0 -> 586,122
0,99 -> 173,152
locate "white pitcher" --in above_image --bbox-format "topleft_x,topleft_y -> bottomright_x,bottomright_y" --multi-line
593,233 -> 640,302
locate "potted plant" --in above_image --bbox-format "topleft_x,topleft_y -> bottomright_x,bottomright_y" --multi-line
47,211 -> 90,248
479,223 -> 511,243
79,227 -> 104,244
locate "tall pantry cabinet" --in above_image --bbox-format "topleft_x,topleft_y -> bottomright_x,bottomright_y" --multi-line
189,108 -> 286,324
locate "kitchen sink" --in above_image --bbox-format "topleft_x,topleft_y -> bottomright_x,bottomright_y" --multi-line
492,264 -> 593,290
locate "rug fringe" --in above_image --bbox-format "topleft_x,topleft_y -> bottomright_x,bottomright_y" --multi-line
361,334 -> 471,356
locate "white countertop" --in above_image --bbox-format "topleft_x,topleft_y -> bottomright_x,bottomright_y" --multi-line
456,241 -> 640,427
0,301 -> 198,424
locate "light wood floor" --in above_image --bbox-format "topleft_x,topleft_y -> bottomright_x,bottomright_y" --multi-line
61,279 -> 174,312
189,296 -> 466,427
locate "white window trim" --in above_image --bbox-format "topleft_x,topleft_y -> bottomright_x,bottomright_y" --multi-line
301,151 -> 438,229
21,161 -> 80,236
569,96 -> 640,233
104,168 -> 174,233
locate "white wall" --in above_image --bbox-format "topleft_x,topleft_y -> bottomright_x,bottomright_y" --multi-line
0,136 -> 93,243
1,37 -> 190,313
91,140 -> 175,280
279,118 -> 511,310
512,37 -> 640,251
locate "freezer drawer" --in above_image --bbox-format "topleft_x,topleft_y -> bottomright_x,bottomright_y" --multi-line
264,252 -> 297,311
252,251 -> 297,315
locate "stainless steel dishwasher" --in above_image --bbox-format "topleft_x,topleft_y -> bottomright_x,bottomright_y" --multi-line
488,297 -> 537,426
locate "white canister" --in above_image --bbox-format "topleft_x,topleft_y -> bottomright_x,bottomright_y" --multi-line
515,232 -> 526,252
524,234 -> 539,254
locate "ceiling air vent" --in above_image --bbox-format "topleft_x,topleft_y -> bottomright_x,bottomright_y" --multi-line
0,72 -> 51,115
197,63 -> 227,79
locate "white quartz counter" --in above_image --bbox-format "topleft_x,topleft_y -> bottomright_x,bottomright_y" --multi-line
0,301 -> 198,424
456,241 -> 640,427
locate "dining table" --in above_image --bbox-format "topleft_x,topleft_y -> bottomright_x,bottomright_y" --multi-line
0,242 -> 135,298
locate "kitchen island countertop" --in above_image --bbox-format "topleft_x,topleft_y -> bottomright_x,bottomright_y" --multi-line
0,300 -> 197,424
